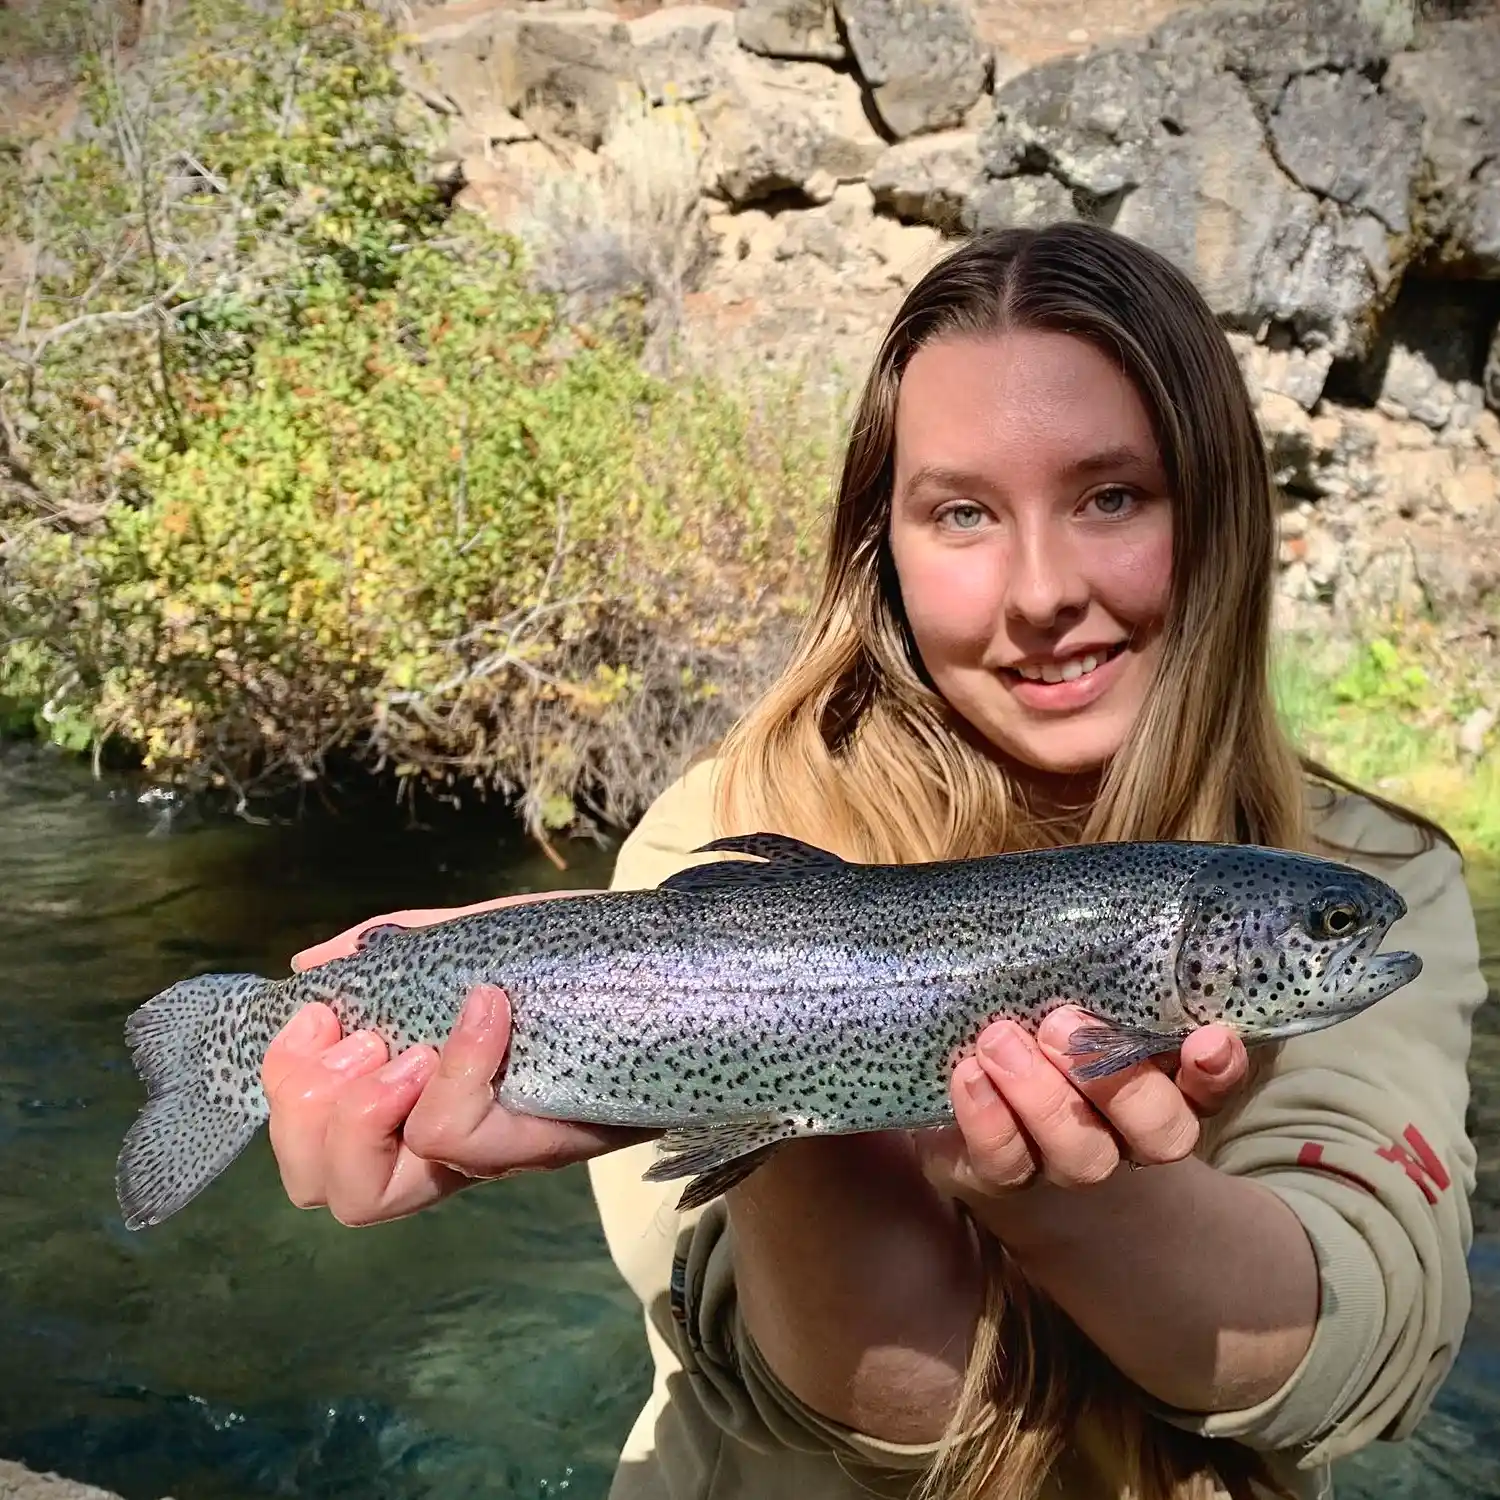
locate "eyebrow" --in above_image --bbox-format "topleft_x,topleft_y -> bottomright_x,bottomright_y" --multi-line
900,445 -> 1157,496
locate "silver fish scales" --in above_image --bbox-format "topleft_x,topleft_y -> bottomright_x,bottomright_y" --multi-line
115,833 -> 1422,1230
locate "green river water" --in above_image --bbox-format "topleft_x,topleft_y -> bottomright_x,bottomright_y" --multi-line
0,745 -> 1495,1499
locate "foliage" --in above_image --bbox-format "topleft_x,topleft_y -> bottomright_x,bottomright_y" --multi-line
0,0 -> 838,836
1274,629 -> 1500,864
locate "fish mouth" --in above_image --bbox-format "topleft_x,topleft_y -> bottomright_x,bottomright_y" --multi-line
1346,947 -> 1423,1003
1249,947 -> 1423,1044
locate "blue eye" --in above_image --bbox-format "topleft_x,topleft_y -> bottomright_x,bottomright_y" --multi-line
939,503 -> 987,531
1090,487 -> 1135,517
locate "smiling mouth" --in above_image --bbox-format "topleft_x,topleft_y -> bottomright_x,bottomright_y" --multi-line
1004,642 -> 1127,685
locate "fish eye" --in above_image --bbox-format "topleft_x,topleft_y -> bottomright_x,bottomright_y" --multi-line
1308,895 -> 1363,939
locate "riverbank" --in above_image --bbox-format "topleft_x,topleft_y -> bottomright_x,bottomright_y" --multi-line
0,1460 -> 145,1500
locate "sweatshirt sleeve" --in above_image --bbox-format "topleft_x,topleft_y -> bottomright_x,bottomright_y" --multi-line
1154,813 -> 1488,1466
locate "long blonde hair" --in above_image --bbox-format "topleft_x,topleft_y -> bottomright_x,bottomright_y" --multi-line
710,222 -> 1347,1500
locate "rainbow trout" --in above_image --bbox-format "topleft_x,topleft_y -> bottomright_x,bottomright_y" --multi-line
115,834 -> 1421,1230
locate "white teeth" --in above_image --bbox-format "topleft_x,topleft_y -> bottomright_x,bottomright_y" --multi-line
1014,650 -> 1110,685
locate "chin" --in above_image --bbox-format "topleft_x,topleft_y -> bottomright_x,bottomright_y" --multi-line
977,718 -> 1127,781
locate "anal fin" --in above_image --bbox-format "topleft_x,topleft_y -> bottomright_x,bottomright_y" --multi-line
641,1117 -> 803,1210
1063,1022 -> 1188,1083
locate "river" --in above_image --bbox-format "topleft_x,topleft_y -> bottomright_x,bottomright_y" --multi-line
0,745 -> 1495,1500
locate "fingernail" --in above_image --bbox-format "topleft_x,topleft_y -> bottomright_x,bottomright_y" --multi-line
959,1059 -> 995,1103
321,1033 -> 379,1072
282,1007 -> 322,1047
982,1024 -> 1034,1078
378,1047 -> 431,1085
1199,1036 -> 1233,1077
456,986 -> 496,1036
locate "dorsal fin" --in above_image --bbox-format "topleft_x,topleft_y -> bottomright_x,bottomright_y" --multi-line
659,833 -> 849,895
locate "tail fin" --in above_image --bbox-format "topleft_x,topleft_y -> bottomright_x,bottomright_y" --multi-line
116,972 -> 275,1231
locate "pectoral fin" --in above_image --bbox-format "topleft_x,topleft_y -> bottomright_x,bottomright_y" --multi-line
642,1117 -> 802,1210
1063,1022 -> 1188,1082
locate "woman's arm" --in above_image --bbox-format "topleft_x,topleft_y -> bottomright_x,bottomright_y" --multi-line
725,1133 -> 983,1445
972,1152 -> 1320,1414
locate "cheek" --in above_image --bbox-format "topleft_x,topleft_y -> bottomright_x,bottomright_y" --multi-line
892,535 -> 1003,657
1095,519 -> 1173,621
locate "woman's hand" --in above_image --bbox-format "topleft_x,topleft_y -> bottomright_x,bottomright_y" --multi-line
919,1006 -> 1248,1202
260,893 -> 651,1227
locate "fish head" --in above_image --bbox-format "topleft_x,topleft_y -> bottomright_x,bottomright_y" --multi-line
1172,846 -> 1422,1042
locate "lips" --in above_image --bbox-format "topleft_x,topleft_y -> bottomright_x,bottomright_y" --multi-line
1005,642 -> 1127,684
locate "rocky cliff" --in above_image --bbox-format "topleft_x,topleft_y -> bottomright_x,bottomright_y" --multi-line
400,0 -> 1500,640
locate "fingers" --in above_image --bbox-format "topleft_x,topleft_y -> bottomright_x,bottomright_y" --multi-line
974,1021 -> 1121,1187
261,1002 -> 342,1097
265,1025 -> 391,1210
317,1045 -> 458,1226
400,985 -> 517,1170
942,1057 -> 1038,1193
1037,1009 -> 1202,1169
401,986 -> 651,1176
939,1008 -> 1240,1199
1175,1024 -> 1250,1115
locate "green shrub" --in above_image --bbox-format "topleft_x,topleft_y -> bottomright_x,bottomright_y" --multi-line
0,0 -> 835,835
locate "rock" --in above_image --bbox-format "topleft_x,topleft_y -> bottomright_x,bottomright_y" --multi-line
868,129 -> 981,232
1363,281 -> 1499,430
0,1461 -> 141,1500
1440,461 -> 1499,521
436,101 -> 535,162
1260,391 -> 1323,496
1268,69 -> 1423,235
630,7 -> 737,105
414,8 -> 641,150
1239,333 -> 1336,412
1149,0 -> 1388,113
1386,18 -> 1500,274
1109,67 -> 1303,332
735,0 -> 847,63
961,173 -> 1076,233
971,8 -> 1410,366
832,0 -> 990,139
1410,531 -> 1500,614
1382,342 -> 1459,429
1243,196 -> 1393,361
1458,705 -> 1496,761
499,11 -> 640,148
982,44 -> 1170,197
697,55 -> 884,206
1487,322 -> 1500,413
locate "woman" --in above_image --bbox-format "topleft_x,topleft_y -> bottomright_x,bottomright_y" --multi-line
263,223 -> 1485,1500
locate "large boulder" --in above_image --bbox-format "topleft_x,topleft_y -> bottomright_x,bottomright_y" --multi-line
868,130 -> 981,232
629,7 -> 737,105
696,54 -> 885,206
735,0 -> 847,64
970,0 -> 1426,379
1267,69 -> 1424,235
1485,321 -> 1500,414
412,6 -> 640,150
1386,18 -> 1500,275
831,0 -> 990,139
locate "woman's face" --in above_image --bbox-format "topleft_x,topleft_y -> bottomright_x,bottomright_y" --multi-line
888,328 -> 1174,781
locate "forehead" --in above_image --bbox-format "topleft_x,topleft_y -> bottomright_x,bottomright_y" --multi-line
893,329 -> 1161,480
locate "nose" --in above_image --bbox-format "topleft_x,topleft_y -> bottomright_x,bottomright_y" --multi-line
1003,516 -> 1089,629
